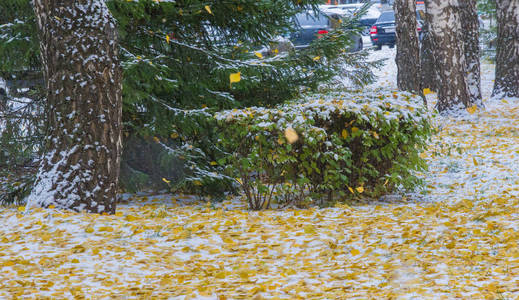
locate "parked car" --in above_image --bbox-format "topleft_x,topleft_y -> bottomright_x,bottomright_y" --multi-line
369,10 -> 423,50
291,10 -> 363,51
320,3 -> 381,34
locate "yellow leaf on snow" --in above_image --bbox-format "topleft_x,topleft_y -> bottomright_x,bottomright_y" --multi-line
473,157 -> 478,166
466,105 -> 477,114
350,248 -> 360,256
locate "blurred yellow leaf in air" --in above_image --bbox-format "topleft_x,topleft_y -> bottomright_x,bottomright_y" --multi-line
230,72 -> 241,85
284,128 -> 298,144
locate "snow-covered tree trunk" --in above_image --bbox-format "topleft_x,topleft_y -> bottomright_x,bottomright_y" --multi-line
425,0 -> 473,112
492,0 -> 519,98
27,0 -> 122,214
394,0 -> 422,95
460,0 -> 482,105
420,7 -> 439,94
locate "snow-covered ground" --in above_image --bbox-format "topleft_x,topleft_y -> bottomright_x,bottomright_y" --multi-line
1,49 -> 519,299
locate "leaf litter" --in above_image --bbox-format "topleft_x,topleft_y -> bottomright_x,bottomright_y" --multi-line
1,49 -> 519,299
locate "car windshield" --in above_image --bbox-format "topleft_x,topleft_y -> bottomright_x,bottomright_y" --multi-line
377,11 -> 395,23
296,12 -> 329,26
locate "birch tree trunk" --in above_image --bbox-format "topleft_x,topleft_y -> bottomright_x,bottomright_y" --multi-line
420,8 -> 439,94
460,0 -> 482,105
27,0 -> 122,214
492,0 -> 519,98
425,0 -> 472,112
394,0 -> 422,96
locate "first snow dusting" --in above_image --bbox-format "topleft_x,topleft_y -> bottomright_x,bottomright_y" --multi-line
1,48 -> 519,298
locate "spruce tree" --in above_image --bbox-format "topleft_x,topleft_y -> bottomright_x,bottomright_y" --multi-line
1,0 -> 378,201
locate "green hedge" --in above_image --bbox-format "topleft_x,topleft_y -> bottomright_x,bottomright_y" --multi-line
215,90 -> 431,209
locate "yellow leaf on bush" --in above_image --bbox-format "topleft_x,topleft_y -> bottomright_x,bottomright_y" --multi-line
355,186 -> 364,193
254,51 -> 263,59
348,187 -> 354,194
162,177 -> 171,184
210,161 -> 218,166
204,5 -> 213,15
313,56 -> 320,61
341,129 -> 348,139
351,127 -> 359,134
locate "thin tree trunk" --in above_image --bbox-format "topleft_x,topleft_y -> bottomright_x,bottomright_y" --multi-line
426,0 -> 474,112
460,0 -> 482,105
394,0 -> 422,97
27,0 -> 122,214
492,0 -> 519,98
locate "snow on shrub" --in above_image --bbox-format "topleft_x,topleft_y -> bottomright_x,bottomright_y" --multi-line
215,91 -> 431,209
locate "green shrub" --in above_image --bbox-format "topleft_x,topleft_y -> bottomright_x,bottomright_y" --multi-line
215,90 -> 431,209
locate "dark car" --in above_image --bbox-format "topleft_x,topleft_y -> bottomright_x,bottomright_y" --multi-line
291,10 -> 363,52
320,4 -> 382,34
369,10 -> 422,50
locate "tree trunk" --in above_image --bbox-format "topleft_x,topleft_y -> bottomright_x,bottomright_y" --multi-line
425,0 -> 472,112
419,7 -> 439,94
394,0 -> 422,96
492,0 -> 519,98
27,0 -> 122,214
460,0 -> 482,105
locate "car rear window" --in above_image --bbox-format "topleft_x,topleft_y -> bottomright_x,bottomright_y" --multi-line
377,11 -> 395,23
296,12 -> 329,26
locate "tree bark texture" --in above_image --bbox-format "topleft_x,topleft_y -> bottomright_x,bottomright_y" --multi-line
394,0 -> 422,96
28,0 -> 122,214
460,0 -> 482,105
493,0 -> 519,98
425,0 -> 475,112
419,8 -> 440,93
